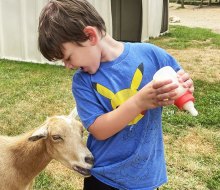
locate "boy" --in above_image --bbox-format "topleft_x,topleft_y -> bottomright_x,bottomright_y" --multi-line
38,0 -> 194,189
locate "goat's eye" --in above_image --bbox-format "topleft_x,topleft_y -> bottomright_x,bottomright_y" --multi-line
52,135 -> 63,141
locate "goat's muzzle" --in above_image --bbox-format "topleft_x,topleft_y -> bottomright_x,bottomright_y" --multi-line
85,156 -> 94,165
73,165 -> 91,177
73,155 -> 94,176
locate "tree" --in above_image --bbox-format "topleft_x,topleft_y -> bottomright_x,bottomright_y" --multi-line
176,0 -> 184,8
200,0 -> 204,7
181,0 -> 185,8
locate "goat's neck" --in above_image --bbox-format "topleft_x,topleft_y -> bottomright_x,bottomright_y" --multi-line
9,132 -> 52,182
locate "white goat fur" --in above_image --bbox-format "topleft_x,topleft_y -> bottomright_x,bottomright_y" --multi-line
0,114 -> 93,190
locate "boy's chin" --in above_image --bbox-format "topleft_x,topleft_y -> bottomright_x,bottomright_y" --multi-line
88,71 -> 96,75
87,69 -> 98,75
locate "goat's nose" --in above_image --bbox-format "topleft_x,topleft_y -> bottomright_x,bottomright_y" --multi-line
85,156 -> 94,165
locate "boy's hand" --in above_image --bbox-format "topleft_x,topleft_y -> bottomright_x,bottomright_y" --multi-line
135,79 -> 179,111
177,69 -> 194,93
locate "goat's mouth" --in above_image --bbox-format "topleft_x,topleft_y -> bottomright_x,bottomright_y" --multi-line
73,165 -> 91,176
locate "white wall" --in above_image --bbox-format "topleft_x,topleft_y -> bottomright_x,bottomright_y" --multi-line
0,0 -> 112,64
0,0 -> 49,63
87,0 -> 112,37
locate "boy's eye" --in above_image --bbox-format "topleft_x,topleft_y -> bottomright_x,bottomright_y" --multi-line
63,56 -> 70,63
65,57 -> 70,62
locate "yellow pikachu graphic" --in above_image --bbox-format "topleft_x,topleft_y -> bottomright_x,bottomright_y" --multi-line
93,63 -> 146,125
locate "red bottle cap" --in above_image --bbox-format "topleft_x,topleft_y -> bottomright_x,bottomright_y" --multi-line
174,91 -> 195,109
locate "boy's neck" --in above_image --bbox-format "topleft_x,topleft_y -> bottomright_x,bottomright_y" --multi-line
99,34 -> 124,63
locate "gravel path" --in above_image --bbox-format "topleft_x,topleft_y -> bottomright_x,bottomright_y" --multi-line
169,3 -> 220,34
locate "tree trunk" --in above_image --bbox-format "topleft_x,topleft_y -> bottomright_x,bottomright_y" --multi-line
200,0 -> 204,7
181,0 -> 184,8
208,0 -> 212,6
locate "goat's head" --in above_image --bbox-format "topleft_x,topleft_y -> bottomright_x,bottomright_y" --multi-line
28,112 -> 94,177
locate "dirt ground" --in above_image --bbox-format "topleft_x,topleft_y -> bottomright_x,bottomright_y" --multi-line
167,3 -> 220,83
169,3 -> 220,34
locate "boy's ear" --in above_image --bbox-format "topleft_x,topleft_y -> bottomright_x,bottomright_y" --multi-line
83,26 -> 99,45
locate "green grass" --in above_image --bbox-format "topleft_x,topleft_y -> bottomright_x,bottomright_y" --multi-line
0,25 -> 220,189
0,60 -> 75,135
163,80 -> 220,129
207,170 -> 220,190
34,171 -> 55,189
150,25 -> 220,49
34,171 -> 75,190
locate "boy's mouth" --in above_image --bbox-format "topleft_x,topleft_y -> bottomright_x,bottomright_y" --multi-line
80,67 -> 86,72
81,67 -> 89,73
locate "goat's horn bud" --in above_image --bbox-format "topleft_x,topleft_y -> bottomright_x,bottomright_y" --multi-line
69,107 -> 78,119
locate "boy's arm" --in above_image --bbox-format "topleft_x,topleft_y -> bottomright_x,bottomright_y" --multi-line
89,79 -> 178,140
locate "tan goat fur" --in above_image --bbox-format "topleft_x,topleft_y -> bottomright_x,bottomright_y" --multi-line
0,114 -> 93,190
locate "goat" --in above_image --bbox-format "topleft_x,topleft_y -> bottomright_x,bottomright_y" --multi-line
0,111 -> 94,190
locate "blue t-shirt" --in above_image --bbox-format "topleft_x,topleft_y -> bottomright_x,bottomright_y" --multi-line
72,42 -> 181,190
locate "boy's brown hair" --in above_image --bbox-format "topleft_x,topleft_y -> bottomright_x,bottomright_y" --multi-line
38,0 -> 106,61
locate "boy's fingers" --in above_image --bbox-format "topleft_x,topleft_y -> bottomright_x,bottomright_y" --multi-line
156,91 -> 177,101
152,79 -> 173,89
177,69 -> 185,76
158,99 -> 175,107
182,78 -> 193,88
177,71 -> 190,83
154,82 -> 178,95
189,84 -> 195,93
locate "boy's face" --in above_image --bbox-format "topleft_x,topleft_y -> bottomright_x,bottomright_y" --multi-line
62,41 -> 101,74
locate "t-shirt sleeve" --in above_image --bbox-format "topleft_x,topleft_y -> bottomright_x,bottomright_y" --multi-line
72,72 -> 105,130
149,44 -> 182,72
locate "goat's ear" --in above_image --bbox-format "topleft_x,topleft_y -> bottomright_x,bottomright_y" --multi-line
28,125 -> 48,141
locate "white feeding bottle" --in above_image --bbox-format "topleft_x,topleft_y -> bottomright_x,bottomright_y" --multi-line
153,66 -> 198,116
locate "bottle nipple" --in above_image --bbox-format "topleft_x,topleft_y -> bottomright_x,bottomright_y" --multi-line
174,91 -> 198,116
183,101 -> 198,116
